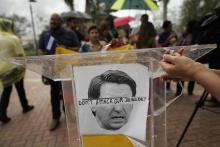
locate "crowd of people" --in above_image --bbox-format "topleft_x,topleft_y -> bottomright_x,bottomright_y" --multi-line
0,11 -> 219,132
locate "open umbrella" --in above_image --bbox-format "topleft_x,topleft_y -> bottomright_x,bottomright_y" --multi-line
110,9 -> 147,17
61,11 -> 92,20
114,16 -> 135,28
111,0 -> 158,11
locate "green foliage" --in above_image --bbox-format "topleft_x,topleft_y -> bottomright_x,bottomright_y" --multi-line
87,0 -> 109,22
12,14 -> 31,37
90,0 -> 100,18
179,0 -> 219,33
0,14 -> 31,37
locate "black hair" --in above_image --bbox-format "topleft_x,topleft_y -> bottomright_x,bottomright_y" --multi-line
88,70 -> 136,99
87,25 -> 98,34
141,14 -> 149,22
162,20 -> 171,29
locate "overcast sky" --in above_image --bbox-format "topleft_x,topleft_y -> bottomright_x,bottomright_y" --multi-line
0,0 -> 183,20
0,0 -> 183,36
0,0 -> 71,20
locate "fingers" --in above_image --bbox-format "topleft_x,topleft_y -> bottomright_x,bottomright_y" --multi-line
163,54 -> 176,63
160,61 -> 174,71
178,48 -> 184,55
164,48 -> 170,54
164,48 -> 185,55
173,52 -> 181,56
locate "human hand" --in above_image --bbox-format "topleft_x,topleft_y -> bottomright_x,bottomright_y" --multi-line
168,37 -> 177,45
163,48 -> 184,54
160,53 -> 205,81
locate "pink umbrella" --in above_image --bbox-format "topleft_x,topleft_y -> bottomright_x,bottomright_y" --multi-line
114,16 -> 135,28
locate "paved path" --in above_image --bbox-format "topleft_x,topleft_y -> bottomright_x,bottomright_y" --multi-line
0,70 -> 220,147
0,70 -> 68,147
167,83 -> 220,147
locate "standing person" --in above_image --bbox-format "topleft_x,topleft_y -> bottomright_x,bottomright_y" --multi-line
158,20 -> 178,47
136,14 -> 157,49
195,7 -> 220,105
38,13 -> 80,131
65,17 -> 85,42
98,20 -> 113,43
80,25 -> 107,52
158,20 -> 178,91
176,20 -> 197,96
0,17 -> 34,124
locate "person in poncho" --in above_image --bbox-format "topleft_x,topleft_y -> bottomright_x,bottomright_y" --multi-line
0,17 -> 34,124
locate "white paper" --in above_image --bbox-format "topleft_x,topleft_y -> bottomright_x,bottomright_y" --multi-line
73,63 -> 150,141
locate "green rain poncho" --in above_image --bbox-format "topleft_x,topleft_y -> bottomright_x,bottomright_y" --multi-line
0,17 -> 25,88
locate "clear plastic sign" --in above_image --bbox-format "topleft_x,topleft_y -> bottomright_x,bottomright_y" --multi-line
7,44 -> 217,147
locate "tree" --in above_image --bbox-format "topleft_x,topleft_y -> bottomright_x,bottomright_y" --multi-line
12,14 -> 31,37
88,0 -> 100,18
179,0 -> 219,33
64,0 -> 74,10
86,0 -> 109,22
100,0 -> 115,11
162,0 -> 170,21
0,14 -> 31,37
156,0 -> 170,21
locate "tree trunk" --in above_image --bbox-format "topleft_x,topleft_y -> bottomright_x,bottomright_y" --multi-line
64,0 -> 74,11
85,0 -> 91,14
163,0 -> 169,21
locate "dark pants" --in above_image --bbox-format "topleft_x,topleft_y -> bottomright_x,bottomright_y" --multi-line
50,81 -> 63,120
0,78 -> 28,119
166,82 -> 171,90
176,81 -> 195,96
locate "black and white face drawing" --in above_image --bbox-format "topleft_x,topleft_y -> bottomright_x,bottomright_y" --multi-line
88,70 -> 136,130
73,64 -> 150,141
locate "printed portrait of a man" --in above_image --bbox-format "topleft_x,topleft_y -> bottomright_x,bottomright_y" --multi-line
73,64 -> 149,141
88,70 -> 136,130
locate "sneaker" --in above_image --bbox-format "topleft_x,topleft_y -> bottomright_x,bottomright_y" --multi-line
49,119 -> 60,131
0,117 -> 11,124
23,105 -> 34,113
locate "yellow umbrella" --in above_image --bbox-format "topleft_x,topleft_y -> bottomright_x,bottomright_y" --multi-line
111,0 -> 158,11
